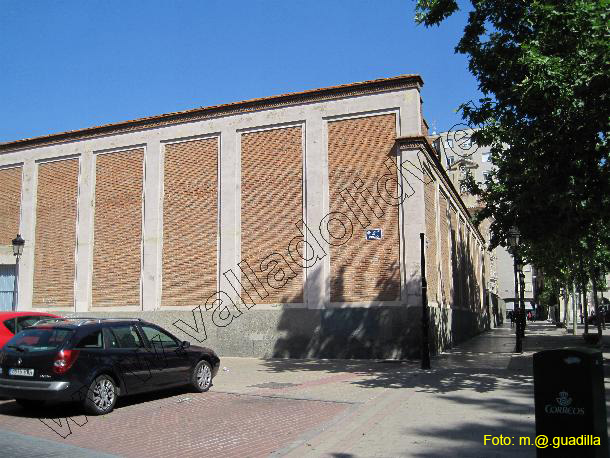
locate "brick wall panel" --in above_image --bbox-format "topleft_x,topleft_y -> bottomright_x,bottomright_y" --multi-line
32,159 -> 79,307
162,138 -> 218,307
0,167 -> 22,245
476,242 -> 482,309
450,209 -> 460,308
327,114 -> 400,302
241,127 -> 303,304
472,239 -> 477,309
473,241 -> 477,305
473,236 -> 479,309
460,223 -> 467,308
466,228 -> 473,309
92,149 -> 143,307
424,176 -> 438,303
439,193 -> 451,306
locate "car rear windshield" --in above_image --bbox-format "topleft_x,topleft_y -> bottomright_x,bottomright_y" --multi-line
5,328 -> 73,352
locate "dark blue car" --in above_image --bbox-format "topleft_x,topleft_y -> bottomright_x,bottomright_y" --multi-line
0,317 -> 220,415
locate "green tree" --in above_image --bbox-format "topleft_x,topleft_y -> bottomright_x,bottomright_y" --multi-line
415,1 -> 610,337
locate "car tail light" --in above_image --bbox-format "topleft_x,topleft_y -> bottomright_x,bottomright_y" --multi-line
53,349 -> 80,374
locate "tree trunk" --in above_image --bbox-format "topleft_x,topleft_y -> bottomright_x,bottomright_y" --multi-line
562,286 -> 569,325
582,279 -> 589,335
591,274 -> 602,337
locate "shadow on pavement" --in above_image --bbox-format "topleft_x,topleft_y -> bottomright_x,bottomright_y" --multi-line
259,322 -> 609,391
264,322 -> 609,457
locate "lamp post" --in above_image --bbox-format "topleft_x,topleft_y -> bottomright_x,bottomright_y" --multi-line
516,257 -> 527,338
420,233 -> 431,370
518,265 -> 526,335
508,227 -> 524,353
11,234 -> 25,311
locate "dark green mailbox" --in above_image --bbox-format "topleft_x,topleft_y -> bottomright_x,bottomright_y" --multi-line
533,347 -> 608,457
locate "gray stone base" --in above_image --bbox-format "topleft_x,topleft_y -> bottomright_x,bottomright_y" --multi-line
65,305 -> 489,359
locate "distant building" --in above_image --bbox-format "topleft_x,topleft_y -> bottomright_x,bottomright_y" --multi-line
430,128 -> 540,316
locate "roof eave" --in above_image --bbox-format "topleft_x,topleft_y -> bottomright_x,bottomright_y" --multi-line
1,74 -> 423,153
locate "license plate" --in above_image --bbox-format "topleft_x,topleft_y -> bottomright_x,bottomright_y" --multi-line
9,368 -> 34,377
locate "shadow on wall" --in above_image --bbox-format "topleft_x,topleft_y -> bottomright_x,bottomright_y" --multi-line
270,234 -> 492,359
446,221 -> 491,346
271,262 -> 425,359
425,222 -> 492,356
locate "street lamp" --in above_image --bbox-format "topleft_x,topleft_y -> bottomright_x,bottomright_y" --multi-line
508,227 -> 520,248
508,226 -> 525,352
519,269 -> 526,329
11,234 -> 25,311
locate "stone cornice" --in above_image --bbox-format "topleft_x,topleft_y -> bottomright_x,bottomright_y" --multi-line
396,135 -> 485,244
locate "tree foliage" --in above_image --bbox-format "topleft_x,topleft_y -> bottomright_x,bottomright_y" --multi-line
415,0 -> 610,285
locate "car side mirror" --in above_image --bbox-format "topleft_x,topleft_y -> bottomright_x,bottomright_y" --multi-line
181,341 -> 191,349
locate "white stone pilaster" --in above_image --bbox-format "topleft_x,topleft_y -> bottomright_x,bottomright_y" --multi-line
304,116 -> 329,309
74,151 -> 94,312
17,159 -> 37,310
399,145 -> 427,308
142,140 -> 162,311
218,128 -> 239,301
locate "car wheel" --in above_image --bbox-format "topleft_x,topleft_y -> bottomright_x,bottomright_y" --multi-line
83,375 -> 117,415
15,399 -> 45,409
191,360 -> 213,392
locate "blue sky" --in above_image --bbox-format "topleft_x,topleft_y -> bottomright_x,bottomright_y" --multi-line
0,0 -> 480,143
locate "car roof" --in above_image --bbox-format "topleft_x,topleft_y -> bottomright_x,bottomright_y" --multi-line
0,312 -> 61,319
30,317 -> 150,329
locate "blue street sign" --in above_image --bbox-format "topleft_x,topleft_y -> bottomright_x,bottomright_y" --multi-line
366,229 -> 382,240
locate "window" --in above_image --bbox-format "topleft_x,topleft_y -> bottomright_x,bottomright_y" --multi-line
76,330 -> 103,349
481,152 -> 491,162
6,328 -> 73,352
140,325 -> 179,349
3,318 -> 15,334
482,171 -> 491,181
460,183 -> 468,194
446,155 -> 455,166
446,139 -> 453,148
105,325 -> 143,349
16,316 -> 50,333
3,316 -> 57,334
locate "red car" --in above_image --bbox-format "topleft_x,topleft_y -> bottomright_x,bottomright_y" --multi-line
0,312 -> 61,349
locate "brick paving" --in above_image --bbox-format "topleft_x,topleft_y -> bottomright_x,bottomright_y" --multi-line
0,389 -> 349,457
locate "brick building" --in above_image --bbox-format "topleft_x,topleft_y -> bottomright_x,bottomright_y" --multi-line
0,75 -> 490,358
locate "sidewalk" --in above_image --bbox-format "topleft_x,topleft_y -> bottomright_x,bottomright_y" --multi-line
214,321 -> 609,457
